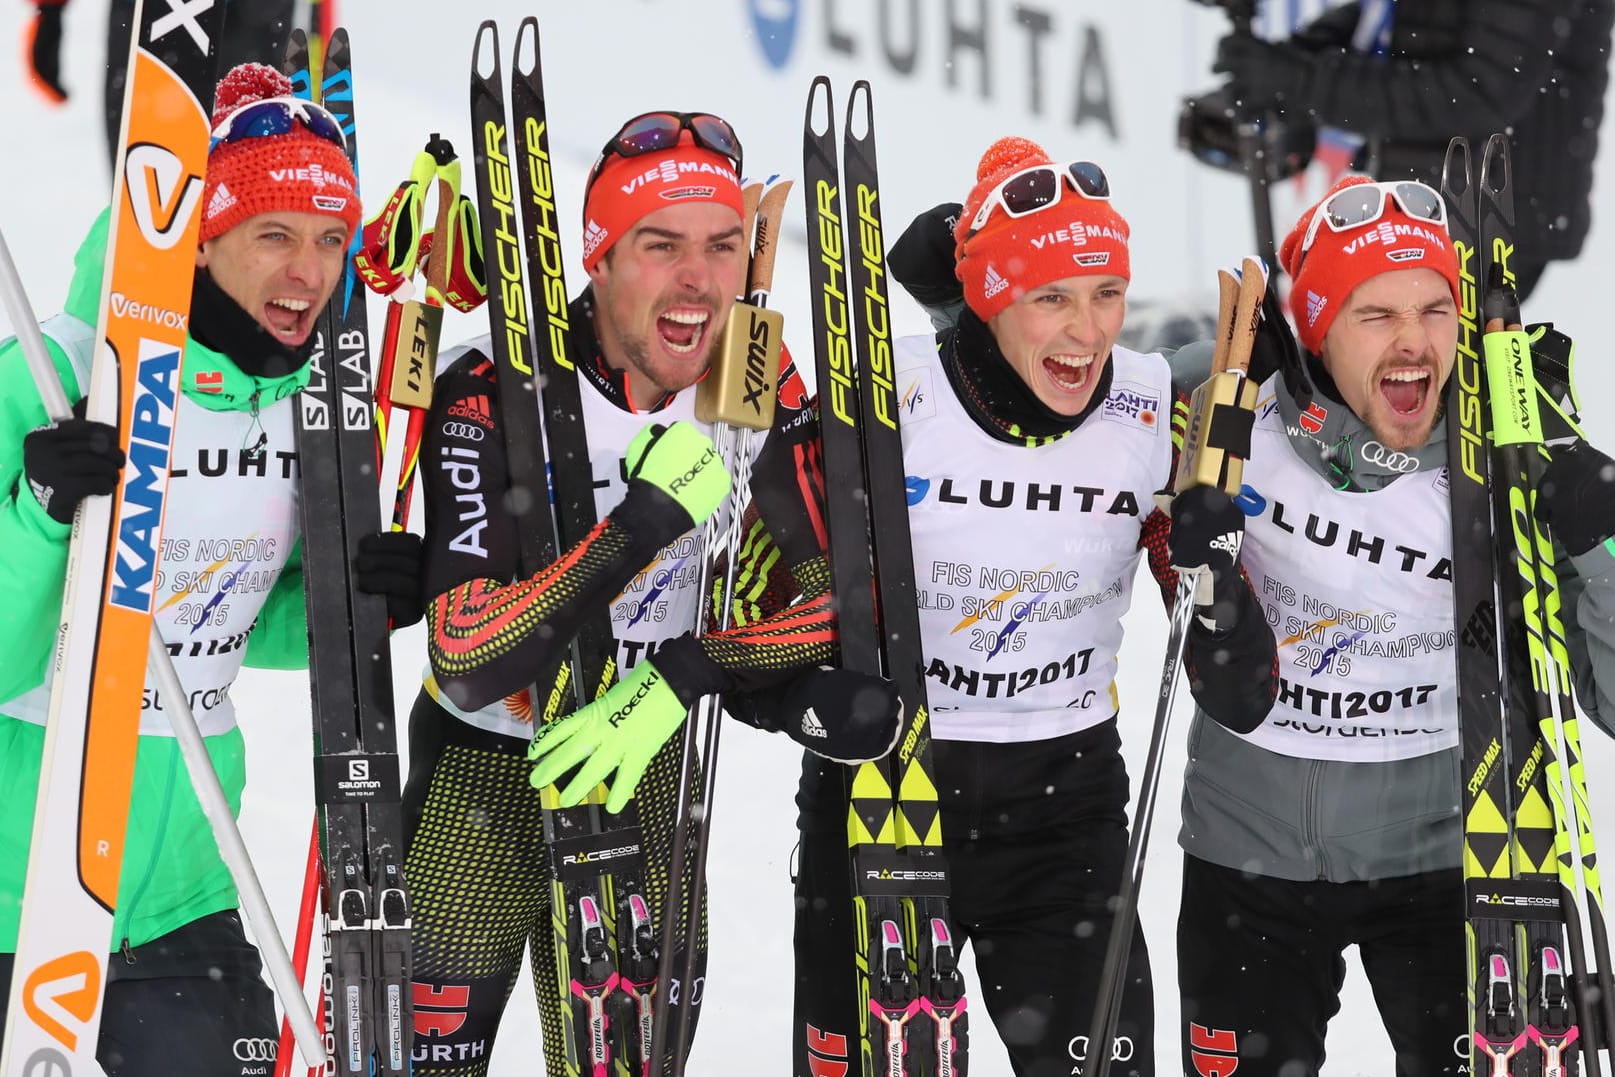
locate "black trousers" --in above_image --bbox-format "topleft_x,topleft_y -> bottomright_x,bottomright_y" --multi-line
401,693 -> 705,1077
1177,855 -> 1468,1077
0,909 -> 276,1077
792,721 -> 1155,1077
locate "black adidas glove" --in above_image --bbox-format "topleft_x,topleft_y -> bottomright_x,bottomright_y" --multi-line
22,416 -> 124,525
1536,441 -> 1615,557
889,202 -> 966,313
1168,485 -> 1248,633
755,666 -> 903,765
353,530 -> 425,629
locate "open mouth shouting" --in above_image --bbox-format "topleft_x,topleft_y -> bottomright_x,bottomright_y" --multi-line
1044,352 -> 1096,394
656,306 -> 713,358
263,296 -> 318,344
1378,366 -> 1433,421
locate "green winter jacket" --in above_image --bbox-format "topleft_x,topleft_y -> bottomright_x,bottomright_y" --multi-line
0,212 -> 312,954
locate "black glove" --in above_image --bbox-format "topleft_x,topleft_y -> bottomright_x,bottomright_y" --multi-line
1213,33 -> 1311,114
889,202 -> 966,312
353,530 -> 425,628
22,417 -> 124,525
755,666 -> 903,764
1535,442 -> 1615,558
1167,485 -> 1248,633
1248,277 -> 1314,408
26,4 -> 68,103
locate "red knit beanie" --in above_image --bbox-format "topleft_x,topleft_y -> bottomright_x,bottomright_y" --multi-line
953,136 -> 1130,322
581,130 -> 744,272
199,64 -> 361,245
1280,175 -> 1460,353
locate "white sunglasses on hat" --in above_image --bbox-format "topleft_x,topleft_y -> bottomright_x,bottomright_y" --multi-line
1299,180 -> 1449,256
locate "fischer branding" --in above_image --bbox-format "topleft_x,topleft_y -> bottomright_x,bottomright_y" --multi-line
111,339 -> 182,611
813,179 -> 856,428
479,118 -> 534,376
519,117 -> 571,370
853,183 -> 896,432
1452,234 -> 1484,486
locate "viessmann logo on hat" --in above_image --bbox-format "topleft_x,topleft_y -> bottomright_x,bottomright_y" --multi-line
1339,220 -> 1446,256
268,161 -> 355,191
618,157 -> 739,195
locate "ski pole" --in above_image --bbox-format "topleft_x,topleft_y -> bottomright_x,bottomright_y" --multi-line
1085,258 -> 1267,1077
274,817 -> 322,1077
648,176 -> 791,1077
0,224 -> 330,1072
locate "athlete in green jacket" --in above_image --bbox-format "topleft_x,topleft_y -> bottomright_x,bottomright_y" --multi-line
0,61 -> 369,1077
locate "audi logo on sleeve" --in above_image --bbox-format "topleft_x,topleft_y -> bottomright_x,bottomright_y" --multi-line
233,1037 -> 278,1062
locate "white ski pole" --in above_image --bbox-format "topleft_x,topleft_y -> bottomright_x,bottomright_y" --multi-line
0,225 -> 329,1071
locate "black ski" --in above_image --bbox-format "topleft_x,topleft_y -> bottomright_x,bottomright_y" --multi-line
1451,132 -> 1614,1077
470,18 -> 656,1075
288,29 -> 412,1076
803,75 -> 969,1077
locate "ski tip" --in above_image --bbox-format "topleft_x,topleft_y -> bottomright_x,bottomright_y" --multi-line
1440,137 -> 1472,197
806,76 -> 835,136
473,20 -> 500,79
512,15 -> 541,78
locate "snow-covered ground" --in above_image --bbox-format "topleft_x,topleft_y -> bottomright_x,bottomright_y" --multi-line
4,1 -> 1614,1073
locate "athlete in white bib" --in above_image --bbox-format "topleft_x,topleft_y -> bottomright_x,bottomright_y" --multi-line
548,135 -> 1278,1077
385,109 -> 903,1077
1170,175 -> 1615,1077
0,62 -> 367,1077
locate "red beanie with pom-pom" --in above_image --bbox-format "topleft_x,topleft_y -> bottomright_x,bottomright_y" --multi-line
953,136 -> 1130,322
199,63 -> 361,244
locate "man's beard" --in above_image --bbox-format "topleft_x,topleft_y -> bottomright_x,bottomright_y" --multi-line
617,317 -> 721,398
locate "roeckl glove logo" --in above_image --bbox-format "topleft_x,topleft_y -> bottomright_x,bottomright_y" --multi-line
608,673 -> 662,727
667,447 -> 717,493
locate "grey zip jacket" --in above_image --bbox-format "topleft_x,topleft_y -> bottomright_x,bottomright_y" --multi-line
1170,339 -> 1615,882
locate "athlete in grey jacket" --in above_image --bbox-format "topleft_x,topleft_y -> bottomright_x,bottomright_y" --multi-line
1170,175 -> 1615,1077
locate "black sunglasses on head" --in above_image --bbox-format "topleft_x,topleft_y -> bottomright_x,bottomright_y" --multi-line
585,111 -> 744,195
